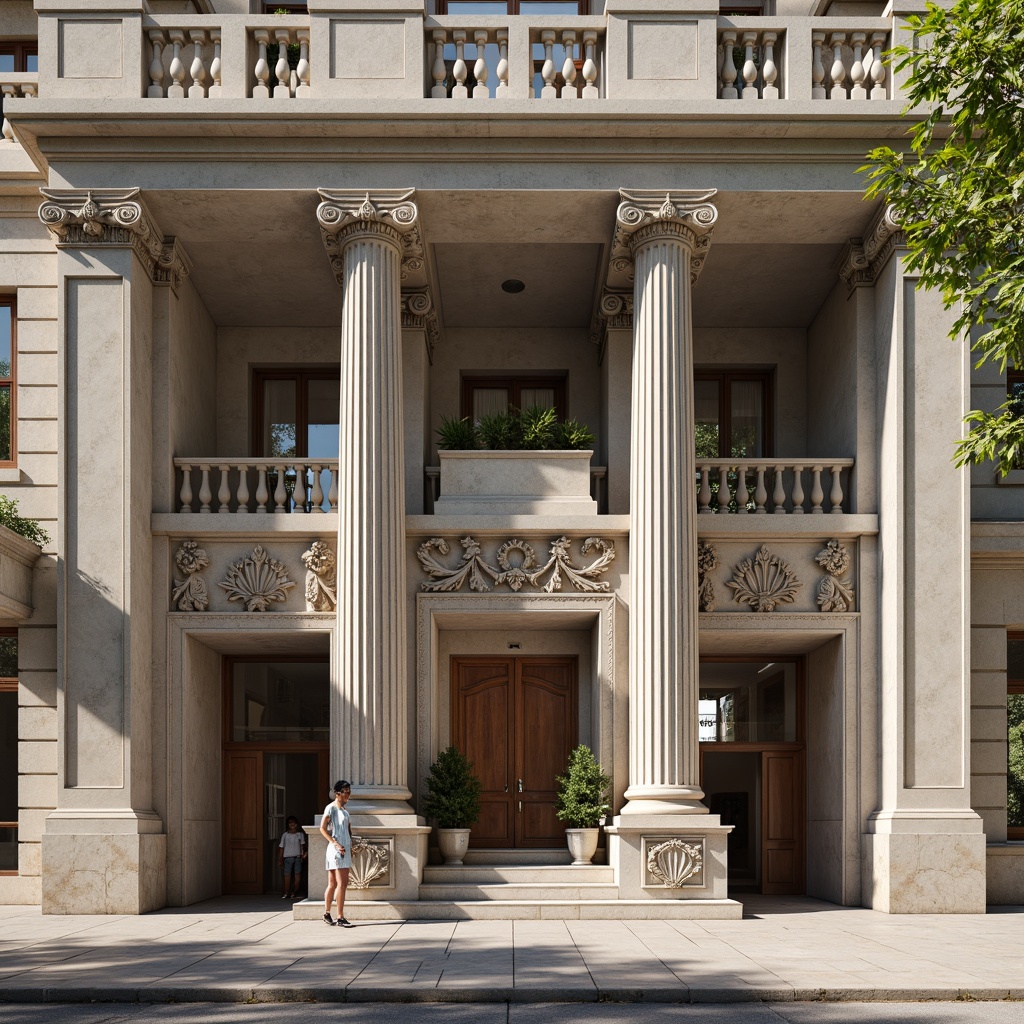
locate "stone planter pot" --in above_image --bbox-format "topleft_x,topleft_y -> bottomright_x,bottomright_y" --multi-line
565,827 -> 600,866
434,450 -> 596,516
436,827 -> 472,865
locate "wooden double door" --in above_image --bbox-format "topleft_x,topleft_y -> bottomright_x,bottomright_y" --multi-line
451,656 -> 577,848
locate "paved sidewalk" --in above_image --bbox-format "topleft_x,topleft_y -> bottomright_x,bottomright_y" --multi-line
0,897 -> 1022,1005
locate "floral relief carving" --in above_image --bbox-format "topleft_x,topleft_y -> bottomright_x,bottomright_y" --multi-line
172,540 -> 210,612
218,545 -> 296,612
645,838 -> 703,888
417,535 -> 615,594
726,545 -> 801,612
697,540 -> 719,612
302,541 -> 337,612
349,837 -> 391,889
815,539 -> 856,612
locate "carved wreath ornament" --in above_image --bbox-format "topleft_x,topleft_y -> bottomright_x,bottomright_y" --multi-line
349,837 -> 391,889
646,838 -> 704,888
417,535 -> 615,593
726,545 -> 801,612
219,545 -> 296,612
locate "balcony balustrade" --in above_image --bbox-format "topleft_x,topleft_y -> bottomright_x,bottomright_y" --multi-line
175,459 -> 338,514
696,459 -> 854,514
1,71 -> 37,142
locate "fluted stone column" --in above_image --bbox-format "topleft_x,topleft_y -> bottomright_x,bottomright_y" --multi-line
617,190 -> 718,816
317,190 -> 417,815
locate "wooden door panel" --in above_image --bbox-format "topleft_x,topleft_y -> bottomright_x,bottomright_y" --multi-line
224,752 -> 261,894
762,751 -> 803,895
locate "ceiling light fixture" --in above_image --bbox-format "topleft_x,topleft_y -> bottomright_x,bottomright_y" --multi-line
501,279 -> 526,293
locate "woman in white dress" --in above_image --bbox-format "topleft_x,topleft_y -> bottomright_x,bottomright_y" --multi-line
319,779 -> 354,927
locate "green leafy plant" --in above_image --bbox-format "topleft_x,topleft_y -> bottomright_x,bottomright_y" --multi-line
476,408 -> 523,450
555,418 -> 596,451
0,495 -> 49,548
554,744 -> 610,829
519,406 -> 558,449
422,745 -> 482,829
436,415 -> 478,451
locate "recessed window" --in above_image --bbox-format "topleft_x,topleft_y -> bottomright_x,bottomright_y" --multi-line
461,374 -> 566,421
0,44 -> 38,74
1008,635 -> 1024,840
699,661 -> 799,743
228,660 -> 329,743
438,1 -> 588,13
0,299 -> 16,465
695,370 -> 772,459
253,369 -> 339,460
0,630 -> 17,874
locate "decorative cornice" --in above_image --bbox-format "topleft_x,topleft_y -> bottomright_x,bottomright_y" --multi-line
316,188 -> 427,288
836,204 -> 905,293
401,289 -> 441,362
589,288 -> 634,350
154,237 -> 193,294
835,239 -> 872,294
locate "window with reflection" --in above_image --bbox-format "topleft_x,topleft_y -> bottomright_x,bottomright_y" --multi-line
229,660 -> 329,743
699,661 -> 798,743
0,630 -> 17,873
0,300 -> 14,464
461,374 -> 566,421
1008,635 -> 1024,839
695,370 -> 771,460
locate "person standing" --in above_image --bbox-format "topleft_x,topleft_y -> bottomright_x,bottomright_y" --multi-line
277,815 -> 307,900
320,780 -> 355,927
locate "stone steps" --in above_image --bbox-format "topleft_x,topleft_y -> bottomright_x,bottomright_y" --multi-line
418,882 -> 621,901
460,848 -> 573,866
423,865 -> 614,884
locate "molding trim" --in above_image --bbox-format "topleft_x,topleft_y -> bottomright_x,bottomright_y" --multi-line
835,203 -> 905,294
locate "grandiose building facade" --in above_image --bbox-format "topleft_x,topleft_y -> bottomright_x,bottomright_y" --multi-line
0,0 -> 1021,916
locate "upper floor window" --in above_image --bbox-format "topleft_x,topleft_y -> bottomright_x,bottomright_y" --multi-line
253,369 -> 339,459
0,44 -> 38,74
438,1 -> 588,13
695,370 -> 772,459
1009,634 -> 1024,840
461,374 -> 567,421
0,299 -> 15,466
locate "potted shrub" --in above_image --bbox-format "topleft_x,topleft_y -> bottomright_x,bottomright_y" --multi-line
555,744 -> 611,866
423,745 -> 482,865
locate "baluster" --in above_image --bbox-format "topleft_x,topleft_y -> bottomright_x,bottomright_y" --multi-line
209,29 -> 222,97
188,30 -> 207,99
697,466 -> 712,513
236,464 -> 250,513
253,29 -> 272,99
1,114 -> 12,144
310,465 -> 325,512
148,31 -> 166,98
273,463 -> 288,512
295,29 -> 311,96
830,466 -> 844,513
217,464 -> 231,513
810,466 -> 824,514
451,30 -> 469,99
1,87 -> 16,141
761,31 -> 779,99
561,31 -> 578,100
735,465 -> 749,514
829,33 -> 847,100
582,31 -> 598,99
849,32 -> 867,99
255,467 -> 269,512
495,29 -> 510,97
179,464 -> 193,512
811,31 -> 826,99
869,32 -> 888,99
772,466 -> 787,514
791,465 -> 805,514
327,466 -> 339,511
741,31 -> 759,99
471,30 -> 490,99
431,30 -> 448,98
168,30 -> 187,99
541,30 -> 557,98
720,30 -> 738,99
717,467 -> 731,514
198,465 -> 212,513
293,464 -> 307,512
754,466 -> 768,513
274,29 -> 292,99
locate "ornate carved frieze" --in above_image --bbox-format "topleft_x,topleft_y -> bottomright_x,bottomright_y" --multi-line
726,544 -> 801,612
815,539 -> 855,612
417,535 -> 615,594
316,188 -> 430,289
302,540 -> 337,612
154,237 -> 194,294
218,545 -> 296,612
644,836 -> 704,888
349,837 -> 392,889
172,540 -> 210,612
835,204 -> 904,292
697,539 -> 719,612
835,239 -> 872,294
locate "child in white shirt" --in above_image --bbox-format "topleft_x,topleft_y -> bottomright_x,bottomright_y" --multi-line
278,815 -> 307,899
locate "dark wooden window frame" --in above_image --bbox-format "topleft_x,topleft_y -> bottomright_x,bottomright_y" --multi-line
694,367 -> 774,459
0,297 -> 16,468
1009,632 -> 1024,841
0,628 -> 17,876
460,373 -> 567,421
0,43 -> 38,72
251,367 -> 339,459
436,1 -> 590,14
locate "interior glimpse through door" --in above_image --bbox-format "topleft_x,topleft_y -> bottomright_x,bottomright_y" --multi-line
451,656 -> 578,848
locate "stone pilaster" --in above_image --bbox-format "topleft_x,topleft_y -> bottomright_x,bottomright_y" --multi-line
615,189 -> 717,816
37,188 -> 171,914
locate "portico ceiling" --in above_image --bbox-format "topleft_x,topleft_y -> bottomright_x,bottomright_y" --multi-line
142,188 -> 880,331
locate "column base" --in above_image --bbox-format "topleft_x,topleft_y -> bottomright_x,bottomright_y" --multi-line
606,813 -> 734,903
620,784 -> 708,815
862,831 -> 987,913
346,785 -> 415,815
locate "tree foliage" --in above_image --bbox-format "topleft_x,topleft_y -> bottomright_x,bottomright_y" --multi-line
861,0 -> 1024,474
0,495 -> 49,547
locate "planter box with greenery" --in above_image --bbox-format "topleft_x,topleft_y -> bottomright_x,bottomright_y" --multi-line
433,407 -> 598,516
423,744 -> 482,865
555,744 -> 611,866
0,496 -> 45,621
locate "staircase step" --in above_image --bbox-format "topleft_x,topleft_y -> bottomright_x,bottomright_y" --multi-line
460,848 -> 573,866
423,865 -> 614,884
419,882 -> 620,901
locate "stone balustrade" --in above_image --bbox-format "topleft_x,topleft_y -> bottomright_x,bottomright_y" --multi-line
1,72 -> 37,142
175,459 -> 338,514
696,459 -> 855,514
